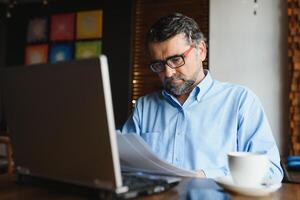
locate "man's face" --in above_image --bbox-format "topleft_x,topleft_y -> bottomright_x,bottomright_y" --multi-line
148,33 -> 207,96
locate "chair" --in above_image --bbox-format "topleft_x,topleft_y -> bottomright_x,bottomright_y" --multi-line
0,135 -> 13,174
281,158 -> 300,184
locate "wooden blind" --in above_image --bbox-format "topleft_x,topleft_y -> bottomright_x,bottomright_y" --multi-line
130,0 -> 209,109
289,0 -> 300,155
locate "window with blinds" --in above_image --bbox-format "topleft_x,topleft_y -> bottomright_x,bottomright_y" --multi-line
130,0 -> 209,110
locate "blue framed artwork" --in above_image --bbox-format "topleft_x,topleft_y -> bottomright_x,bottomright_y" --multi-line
49,43 -> 73,63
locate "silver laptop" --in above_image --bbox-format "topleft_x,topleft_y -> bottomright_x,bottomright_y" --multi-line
2,55 -> 180,199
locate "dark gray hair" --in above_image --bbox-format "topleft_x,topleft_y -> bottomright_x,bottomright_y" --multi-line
146,13 -> 206,46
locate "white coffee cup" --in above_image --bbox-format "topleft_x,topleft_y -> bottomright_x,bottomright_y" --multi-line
228,152 -> 269,187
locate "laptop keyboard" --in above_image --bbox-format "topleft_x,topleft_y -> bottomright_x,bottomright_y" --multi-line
122,174 -> 168,190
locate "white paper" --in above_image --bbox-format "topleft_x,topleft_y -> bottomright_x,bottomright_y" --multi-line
117,132 -> 198,177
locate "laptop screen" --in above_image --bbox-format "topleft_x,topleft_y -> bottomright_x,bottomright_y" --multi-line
2,56 -> 123,190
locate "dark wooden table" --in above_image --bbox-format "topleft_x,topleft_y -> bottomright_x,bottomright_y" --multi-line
0,174 -> 300,200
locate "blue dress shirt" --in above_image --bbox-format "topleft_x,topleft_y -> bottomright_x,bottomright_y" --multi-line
122,70 -> 283,182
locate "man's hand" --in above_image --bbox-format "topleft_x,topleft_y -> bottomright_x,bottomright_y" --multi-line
195,170 -> 206,178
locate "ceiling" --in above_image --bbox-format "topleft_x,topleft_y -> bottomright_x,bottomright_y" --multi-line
0,0 -> 55,5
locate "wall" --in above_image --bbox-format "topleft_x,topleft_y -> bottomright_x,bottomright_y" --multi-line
0,5 -> 7,156
0,5 -> 5,68
4,0 -> 132,128
209,0 -> 289,155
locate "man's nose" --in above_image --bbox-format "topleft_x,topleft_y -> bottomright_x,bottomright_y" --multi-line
164,65 -> 176,78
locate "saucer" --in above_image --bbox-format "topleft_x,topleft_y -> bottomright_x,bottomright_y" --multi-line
214,176 -> 282,197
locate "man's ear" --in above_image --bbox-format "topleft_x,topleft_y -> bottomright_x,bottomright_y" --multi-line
198,40 -> 207,61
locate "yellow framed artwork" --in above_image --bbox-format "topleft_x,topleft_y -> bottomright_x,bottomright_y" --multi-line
76,10 -> 102,39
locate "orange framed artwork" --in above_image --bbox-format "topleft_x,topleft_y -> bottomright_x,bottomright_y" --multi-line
25,44 -> 49,65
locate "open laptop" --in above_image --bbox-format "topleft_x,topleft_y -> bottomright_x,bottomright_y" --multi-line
1,55 -> 180,199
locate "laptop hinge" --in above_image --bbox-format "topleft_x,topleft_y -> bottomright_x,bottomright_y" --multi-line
115,186 -> 129,194
93,179 -> 128,193
17,166 -> 31,175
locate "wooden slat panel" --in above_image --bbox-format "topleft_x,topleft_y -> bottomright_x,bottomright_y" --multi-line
130,0 -> 209,110
288,0 -> 300,155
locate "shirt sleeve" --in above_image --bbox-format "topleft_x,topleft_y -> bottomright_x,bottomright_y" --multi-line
202,167 -> 229,179
121,98 -> 141,135
237,89 -> 283,183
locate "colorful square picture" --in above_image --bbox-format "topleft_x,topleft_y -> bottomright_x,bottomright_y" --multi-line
49,43 -> 73,63
25,44 -> 48,65
27,18 -> 48,43
50,13 -> 75,41
75,41 -> 101,59
76,10 -> 102,39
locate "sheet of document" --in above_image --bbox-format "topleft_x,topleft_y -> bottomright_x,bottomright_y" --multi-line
117,132 -> 198,177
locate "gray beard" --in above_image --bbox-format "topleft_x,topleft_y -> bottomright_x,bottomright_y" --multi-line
163,75 -> 195,96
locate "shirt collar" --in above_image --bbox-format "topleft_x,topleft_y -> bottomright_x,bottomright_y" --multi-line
161,69 -> 213,103
194,69 -> 213,102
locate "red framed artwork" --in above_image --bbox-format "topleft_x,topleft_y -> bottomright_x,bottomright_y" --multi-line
50,13 -> 75,41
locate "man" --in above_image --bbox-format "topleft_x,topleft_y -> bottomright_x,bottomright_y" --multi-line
122,13 -> 283,182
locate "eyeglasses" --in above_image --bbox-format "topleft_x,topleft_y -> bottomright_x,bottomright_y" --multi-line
149,46 -> 194,73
